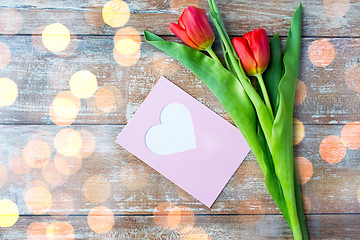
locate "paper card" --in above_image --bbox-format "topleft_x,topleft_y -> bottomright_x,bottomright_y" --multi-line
116,77 -> 250,207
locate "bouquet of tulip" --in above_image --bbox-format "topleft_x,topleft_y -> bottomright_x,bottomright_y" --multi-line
145,0 -> 308,239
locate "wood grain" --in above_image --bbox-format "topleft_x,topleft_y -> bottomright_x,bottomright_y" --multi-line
0,214 -> 359,239
0,35 -> 359,125
0,0 -> 359,237
0,124 -> 358,215
0,0 -> 359,36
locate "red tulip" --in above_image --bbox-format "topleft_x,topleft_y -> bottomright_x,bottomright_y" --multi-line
169,6 -> 215,51
232,28 -> 270,76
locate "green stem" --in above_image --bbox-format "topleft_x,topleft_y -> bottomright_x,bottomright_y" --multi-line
256,74 -> 274,119
206,47 -> 221,64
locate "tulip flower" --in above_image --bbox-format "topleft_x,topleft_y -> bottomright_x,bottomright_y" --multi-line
232,28 -> 273,118
232,28 -> 270,76
169,6 -> 220,63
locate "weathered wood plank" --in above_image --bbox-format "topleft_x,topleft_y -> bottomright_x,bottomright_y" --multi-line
0,35 -> 359,125
0,214 -> 359,239
0,124 -> 358,215
0,0 -> 359,36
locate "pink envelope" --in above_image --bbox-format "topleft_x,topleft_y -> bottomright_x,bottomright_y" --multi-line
116,77 -> 250,207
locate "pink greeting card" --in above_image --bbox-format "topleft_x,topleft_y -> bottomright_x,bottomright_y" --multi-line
116,77 -> 250,207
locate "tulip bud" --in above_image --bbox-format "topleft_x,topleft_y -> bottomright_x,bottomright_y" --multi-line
169,6 -> 215,51
232,28 -> 270,76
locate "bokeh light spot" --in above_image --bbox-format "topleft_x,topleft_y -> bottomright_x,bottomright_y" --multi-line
79,129 -> 96,158
295,157 -> 313,184
167,207 -> 182,230
341,122 -> 360,149
87,206 -> 115,234
54,128 -> 82,157
9,147 -> 32,175
0,199 -> 19,227
0,78 -> 18,107
50,91 -> 80,126
54,34 -> 78,58
0,9 -> 23,35
42,161 -> 67,186
319,135 -> 346,163
180,227 -> 211,240
153,52 -> 180,76
24,186 -> 52,215
54,153 -> 82,175
237,199 -> 265,226
83,175 -> 111,203
102,0 -> 130,28
113,46 -> 140,67
23,139 -> 51,168
120,162 -> 149,190
153,202 -> 176,230
323,0 -> 350,17
293,118 -> 305,146
46,222 -> 74,240
115,39 -> 139,55
42,23 -> 71,53
95,85 -> 123,113
168,206 -> 195,234
52,98 -> 79,120
302,194 -> 312,213
344,63 -> 360,92
113,28 -> 141,67
114,27 -> 141,45
0,42 -> 10,69
27,222 -> 49,240
294,79 -> 307,106
69,70 -> 98,99
308,39 -> 335,67
0,163 -> 7,188
48,191 -> 73,219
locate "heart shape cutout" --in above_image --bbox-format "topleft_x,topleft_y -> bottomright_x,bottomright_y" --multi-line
145,103 -> 196,155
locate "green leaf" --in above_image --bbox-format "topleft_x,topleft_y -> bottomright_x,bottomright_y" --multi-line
256,122 -> 292,228
207,0 -> 274,144
263,34 -> 282,116
207,0 -> 294,229
269,4 -> 307,239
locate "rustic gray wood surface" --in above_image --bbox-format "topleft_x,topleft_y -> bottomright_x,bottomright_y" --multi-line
0,0 -> 359,239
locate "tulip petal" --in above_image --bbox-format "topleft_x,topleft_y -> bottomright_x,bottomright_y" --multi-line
246,28 -> 270,73
169,23 -> 200,50
232,37 -> 258,76
180,6 -> 215,50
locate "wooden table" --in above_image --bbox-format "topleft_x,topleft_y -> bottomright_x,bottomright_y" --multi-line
0,0 -> 359,239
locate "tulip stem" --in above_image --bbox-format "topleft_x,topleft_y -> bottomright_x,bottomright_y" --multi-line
206,47 -> 221,64
256,74 -> 274,120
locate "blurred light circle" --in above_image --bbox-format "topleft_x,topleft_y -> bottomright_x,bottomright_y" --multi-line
115,39 -> 139,55
0,78 -> 18,107
102,0 -> 130,28
69,70 -> 98,99
42,23 -> 71,53
24,186 -> 52,215
54,128 -> 82,157
0,42 -> 11,69
87,206 -> 115,233
0,199 -> 19,227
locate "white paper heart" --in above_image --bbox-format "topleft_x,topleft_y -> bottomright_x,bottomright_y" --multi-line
145,103 -> 196,155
